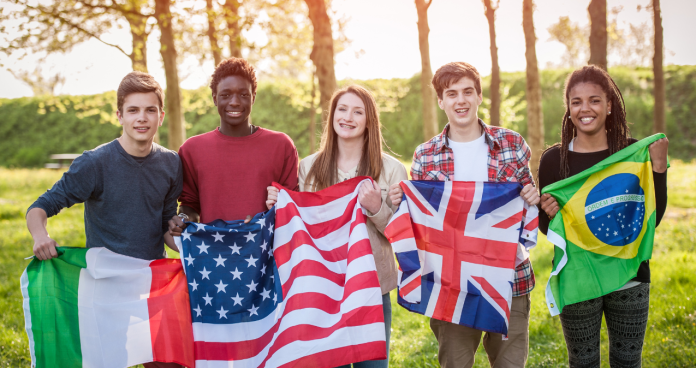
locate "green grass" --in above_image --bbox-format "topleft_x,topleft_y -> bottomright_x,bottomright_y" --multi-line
1,162 -> 695,367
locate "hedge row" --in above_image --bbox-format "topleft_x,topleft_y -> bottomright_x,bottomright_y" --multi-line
1,65 -> 694,167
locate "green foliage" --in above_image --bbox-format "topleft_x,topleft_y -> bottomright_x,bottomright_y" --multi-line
1,66 -> 695,168
0,93 -> 122,167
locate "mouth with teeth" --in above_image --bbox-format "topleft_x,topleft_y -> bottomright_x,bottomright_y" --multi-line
226,111 -> 243,117
579,116 -> 596,125
455,108 -> 469,115
339,123 -> 356,130
134,127 -> 150,133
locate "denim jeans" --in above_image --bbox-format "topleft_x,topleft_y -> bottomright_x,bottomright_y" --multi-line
335,292 -> 392,368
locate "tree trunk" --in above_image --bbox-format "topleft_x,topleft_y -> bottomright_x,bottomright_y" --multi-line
652,0 -> 666,134
588,0 -> 607,70
155,0 -> 186,151
305,0 -> 337,123
309,69 -> 317,153
126,16 -> 149,72
522,0 -> 544,178
224,0 -> 242,58
206,0 -> 222,66
415,0 -> 439,141
483,0 -> 500,127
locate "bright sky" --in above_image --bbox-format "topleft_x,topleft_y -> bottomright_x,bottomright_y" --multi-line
1,0 -> 694,99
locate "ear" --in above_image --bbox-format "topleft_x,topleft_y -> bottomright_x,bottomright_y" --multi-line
477,93 -> 483,105
159,111 -> 165,126
212,93 -> 218,107
607,99 -> 612,114
251,93 -> 256,105
116,110 -> 124,126
437,97 -> 445,110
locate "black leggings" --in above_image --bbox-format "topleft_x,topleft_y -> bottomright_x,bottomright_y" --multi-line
559,283 -> 650,368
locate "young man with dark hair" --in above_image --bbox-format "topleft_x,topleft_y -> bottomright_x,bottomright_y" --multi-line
27,70 -> 182,262
389,61 -> 540,368
168,57 -> 298,230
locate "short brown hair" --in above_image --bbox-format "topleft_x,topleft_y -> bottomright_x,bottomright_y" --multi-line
431,62 -> 482,99
117,71 -> 164,113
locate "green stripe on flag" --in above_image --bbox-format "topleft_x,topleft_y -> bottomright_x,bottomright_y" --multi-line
24,247 -> 88,368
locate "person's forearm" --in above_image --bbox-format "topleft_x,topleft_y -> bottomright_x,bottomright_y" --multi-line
163,232 -> 179,253
178,205 -> 200,223
26,207 -> 49,240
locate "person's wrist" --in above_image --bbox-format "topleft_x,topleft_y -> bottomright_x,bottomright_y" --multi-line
177,213 -> 189,222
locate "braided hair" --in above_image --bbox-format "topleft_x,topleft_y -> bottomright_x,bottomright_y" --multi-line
552,65 -> 631,179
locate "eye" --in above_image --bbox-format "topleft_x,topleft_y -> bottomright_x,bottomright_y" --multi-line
355,110 -> 363,115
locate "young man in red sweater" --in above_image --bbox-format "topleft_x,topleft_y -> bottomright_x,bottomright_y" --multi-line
169,58 -> 298,231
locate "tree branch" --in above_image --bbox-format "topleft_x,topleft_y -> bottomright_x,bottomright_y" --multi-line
27,3 -> 132,58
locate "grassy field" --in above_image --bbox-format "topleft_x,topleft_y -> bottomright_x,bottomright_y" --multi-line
1,162 -> 695,367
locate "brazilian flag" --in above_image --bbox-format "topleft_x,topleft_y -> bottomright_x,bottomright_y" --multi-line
543,133 -> 668,316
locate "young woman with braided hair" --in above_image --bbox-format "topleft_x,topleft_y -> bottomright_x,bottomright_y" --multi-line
537,65 -> 669,368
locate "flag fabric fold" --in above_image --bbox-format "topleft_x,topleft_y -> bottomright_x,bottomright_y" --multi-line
384,180 -> 538,335
21,247 -> 195,368
542,133 -> 668,316
178,176 -> 386,367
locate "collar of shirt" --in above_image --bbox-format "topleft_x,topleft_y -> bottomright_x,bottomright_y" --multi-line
435,119 -> 501,154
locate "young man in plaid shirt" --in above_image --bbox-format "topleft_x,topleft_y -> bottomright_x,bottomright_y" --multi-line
389,62 -> 540,368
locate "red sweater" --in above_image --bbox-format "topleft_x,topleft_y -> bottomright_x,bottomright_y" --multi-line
178,128 -> 299,223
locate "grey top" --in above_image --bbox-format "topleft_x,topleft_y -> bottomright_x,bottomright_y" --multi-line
29,140 -> 183,260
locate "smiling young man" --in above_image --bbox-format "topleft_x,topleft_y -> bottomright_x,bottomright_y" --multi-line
389,62 -> 540,368
169,58 -> 298,230
27,71 -> 183,262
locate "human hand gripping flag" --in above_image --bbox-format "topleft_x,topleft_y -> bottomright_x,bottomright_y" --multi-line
177,176 -> 386,367
384,180 -> 539,336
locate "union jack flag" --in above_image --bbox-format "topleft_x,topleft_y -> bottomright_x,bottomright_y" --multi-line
384,181 -> 538,335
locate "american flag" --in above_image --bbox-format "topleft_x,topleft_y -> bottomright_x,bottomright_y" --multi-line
178,176 -> 386,367
384,181 -> 538,336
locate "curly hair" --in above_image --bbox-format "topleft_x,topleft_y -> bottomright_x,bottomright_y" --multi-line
209,57 -> 257,97
547,65 -> 631,179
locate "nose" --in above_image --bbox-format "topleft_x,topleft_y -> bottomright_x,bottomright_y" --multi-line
455,93 -> 467,105
228,94 -> 241,106
580,100 -> 591,112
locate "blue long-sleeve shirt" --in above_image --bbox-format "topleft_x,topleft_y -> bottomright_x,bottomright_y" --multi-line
29,140 -> 183,260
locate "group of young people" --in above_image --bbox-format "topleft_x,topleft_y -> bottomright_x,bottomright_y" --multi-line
26,56 -> 668,368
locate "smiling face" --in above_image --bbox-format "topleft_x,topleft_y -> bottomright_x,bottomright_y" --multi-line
438,76 -> 483,132
332,92 -> 367,142
568,82 -> 612,137
117,92 -> 164,145
213,75 -> 255,134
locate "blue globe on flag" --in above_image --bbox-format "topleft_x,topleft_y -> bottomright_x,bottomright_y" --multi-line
584,173 -> 645,246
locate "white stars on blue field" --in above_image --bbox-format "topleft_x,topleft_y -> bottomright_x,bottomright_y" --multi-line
180,212 -> 279,323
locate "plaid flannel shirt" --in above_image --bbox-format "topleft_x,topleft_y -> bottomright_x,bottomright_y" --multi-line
410,119 -> 536,296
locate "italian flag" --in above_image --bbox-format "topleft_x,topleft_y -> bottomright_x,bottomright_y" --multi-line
21,247 -> 195,368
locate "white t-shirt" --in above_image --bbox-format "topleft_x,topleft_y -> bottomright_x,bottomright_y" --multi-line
450,132 -> 489,181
